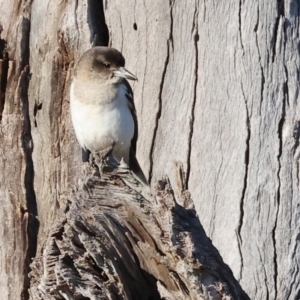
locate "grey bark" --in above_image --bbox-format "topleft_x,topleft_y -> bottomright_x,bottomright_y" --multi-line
0,0 -> 299,299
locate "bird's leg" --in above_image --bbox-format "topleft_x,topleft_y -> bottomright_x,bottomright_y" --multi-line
97,143 -> 119,170
100,143 -> 115,158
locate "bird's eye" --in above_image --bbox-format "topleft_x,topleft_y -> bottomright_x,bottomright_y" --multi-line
104,63 -> 111,68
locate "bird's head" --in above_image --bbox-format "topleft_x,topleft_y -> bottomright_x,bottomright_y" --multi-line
75,47 -> 137,84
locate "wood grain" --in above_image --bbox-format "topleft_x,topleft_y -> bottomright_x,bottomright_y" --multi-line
29,150 -> 249,300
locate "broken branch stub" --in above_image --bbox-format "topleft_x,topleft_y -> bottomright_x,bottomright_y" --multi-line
29,150 -> 250,300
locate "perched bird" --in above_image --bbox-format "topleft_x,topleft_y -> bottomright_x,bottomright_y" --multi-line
70,46 -> 148,185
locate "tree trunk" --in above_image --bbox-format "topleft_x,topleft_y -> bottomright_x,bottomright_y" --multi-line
0,0 -> 299,299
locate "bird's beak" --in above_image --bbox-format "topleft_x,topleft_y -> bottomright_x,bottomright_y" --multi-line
113,67 -> 138,81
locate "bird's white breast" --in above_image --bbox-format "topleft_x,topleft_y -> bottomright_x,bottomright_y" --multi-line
70,81 -> 134,162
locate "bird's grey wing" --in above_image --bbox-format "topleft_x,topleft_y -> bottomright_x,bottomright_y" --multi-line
122,79 -> 138,154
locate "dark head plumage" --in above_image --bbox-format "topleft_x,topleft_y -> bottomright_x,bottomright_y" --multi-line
75,47 -> 137,81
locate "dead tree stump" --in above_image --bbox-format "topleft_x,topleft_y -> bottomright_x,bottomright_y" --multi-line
29,151 -> 249,300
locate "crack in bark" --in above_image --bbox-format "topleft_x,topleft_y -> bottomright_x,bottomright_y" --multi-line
260,66 -> 265,107
87,0 -> 109,47
272,66 -> 287,300
272,16 -> 281,63
238,0 -> 244,51
272,59 -> 285,300
18,17 -> 39,300
148,45 -> 169,183
272,10 -> 286,299
169,0 -> 174,50
284,65 -> 290,107
21,66 -> 40,296
237,82 -> 251,281
0,31 -> 8,123
272,0 -> 285,62
254,5 -> 259,33
236,231 -> 243,280
148,1 -> 174,183
186,4 -> 199,188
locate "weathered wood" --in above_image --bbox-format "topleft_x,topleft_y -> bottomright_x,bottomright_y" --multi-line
0,2 -> 36,299
29,150 -> 249,300
0,0 -> 299,299
106,1 -> 300,299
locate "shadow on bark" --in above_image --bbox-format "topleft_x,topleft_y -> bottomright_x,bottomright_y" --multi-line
87,0 -> 109,46
19,17 -> 39,300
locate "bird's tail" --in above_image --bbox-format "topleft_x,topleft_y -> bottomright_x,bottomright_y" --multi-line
129,149 -> 149,186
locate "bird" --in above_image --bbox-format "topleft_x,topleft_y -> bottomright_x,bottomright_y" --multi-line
70,46 -> 148,185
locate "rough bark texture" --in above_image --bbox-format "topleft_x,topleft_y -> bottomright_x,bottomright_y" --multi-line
0,0 -> 299,299
29,150 -> 249,300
